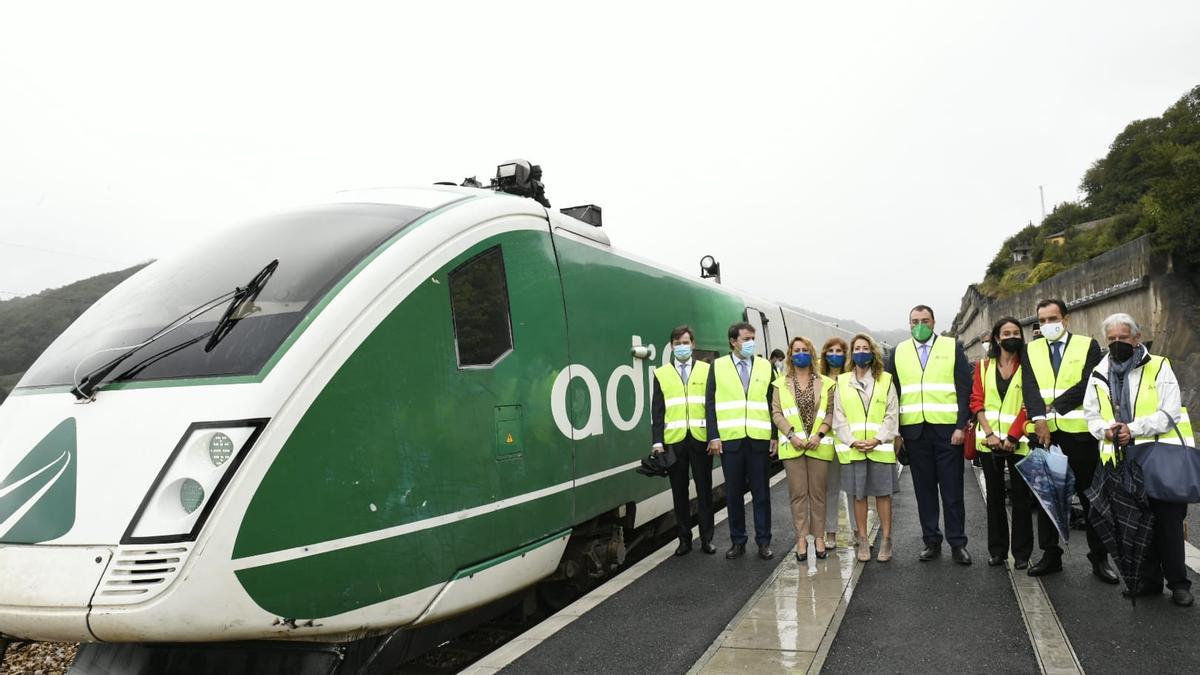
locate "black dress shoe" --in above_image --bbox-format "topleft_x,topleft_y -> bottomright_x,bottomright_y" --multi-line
1092,558 -> 1120,585
758,544 -> 774,560
987,555 -> 1006,567
726,543 -> 746,559
1027,555 -> 1063,577
795,550 -> 807,562
701,540 -> 717,555
951,546 -> 973,565
1172,589 -> 1194,607
918,545 -> 942,562
815,549 -> 828,560
674,542 -> 692,557
1013,559 -> 1029,570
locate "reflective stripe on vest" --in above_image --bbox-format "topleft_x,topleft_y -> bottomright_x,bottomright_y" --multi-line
835,371 -> 896,464
654,360 -> 710,444
714,355 -> 774,441
894,337 -> 959,426
973,359 -> 1030,456
1094,355 -> 1196,464
775,373 -> 836,461
1027,335 -> 1093,434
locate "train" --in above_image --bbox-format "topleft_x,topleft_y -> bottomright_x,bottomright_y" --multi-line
0,164 -> 859,670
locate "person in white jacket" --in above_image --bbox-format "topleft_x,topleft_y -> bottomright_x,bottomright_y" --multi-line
1083,312 -> 1192,607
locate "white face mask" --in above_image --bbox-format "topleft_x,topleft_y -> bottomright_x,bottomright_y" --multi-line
1040,321 -> 1065,342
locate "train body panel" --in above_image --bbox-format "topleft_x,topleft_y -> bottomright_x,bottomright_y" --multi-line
0,185 -> 862,645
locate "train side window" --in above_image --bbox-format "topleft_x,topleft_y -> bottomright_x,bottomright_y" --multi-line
448,246 -> 513,367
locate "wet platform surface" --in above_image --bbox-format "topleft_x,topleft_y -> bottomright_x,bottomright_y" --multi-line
467,461 -> 1200,674
496,473 -> 797,674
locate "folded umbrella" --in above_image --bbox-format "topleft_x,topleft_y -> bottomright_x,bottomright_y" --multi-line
1084,458 -> 1156,600
1016,445 -> 1076,543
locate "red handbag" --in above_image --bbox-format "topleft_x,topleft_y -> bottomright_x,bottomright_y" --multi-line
963,423 -> 978,459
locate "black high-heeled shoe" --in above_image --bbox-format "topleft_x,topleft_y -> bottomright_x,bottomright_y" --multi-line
795,550 -> 808,562
815,549 -> 828,559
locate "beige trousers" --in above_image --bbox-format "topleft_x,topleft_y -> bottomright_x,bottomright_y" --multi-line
783,455 -> 829,544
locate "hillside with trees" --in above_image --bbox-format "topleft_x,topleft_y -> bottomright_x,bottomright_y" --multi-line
982,84 -> 1200,297
0,264 -> 147,402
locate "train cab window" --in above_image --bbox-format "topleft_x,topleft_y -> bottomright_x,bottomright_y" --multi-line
18,203 -> 431,388
448,246 -> 513,367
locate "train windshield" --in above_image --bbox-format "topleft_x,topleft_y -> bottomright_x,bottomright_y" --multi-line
19,203 -> 429,389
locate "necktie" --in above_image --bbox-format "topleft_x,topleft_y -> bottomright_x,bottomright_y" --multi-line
919,343 -> 930,369
679,363 -> 689,383
737,360 -> 750,392
1051,342 -> 1062,374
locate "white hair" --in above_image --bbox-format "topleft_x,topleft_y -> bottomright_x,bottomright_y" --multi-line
1101,312 -> 1141,336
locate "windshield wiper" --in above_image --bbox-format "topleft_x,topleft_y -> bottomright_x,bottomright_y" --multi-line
70,291 -> 237,401
203,259 -> 278,353
69,259 -> 279,401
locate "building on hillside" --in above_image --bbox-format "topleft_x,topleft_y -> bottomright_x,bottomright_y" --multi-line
1044,230 -> 1067,246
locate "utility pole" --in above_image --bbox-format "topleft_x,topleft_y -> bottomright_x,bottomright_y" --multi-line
1039,185 -> 1046,222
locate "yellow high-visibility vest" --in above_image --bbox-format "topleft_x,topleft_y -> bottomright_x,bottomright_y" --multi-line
654,360 -> 711,444
1094,355 -> 1196,465
774,373 -> 836,461
713,355 -> 774,441
835,371 -> 896,464
894,337 -> 959,426
1026,335 -> 1093,434
974,359 -> 1030,456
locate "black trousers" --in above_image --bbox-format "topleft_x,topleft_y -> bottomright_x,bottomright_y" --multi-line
1044,431 -> 1107,561
1142,499 -> 1192,591
666,435 -> 715,544
905,424 -> 967,547
721,438 -> 772,546
979,452 -> 1056,561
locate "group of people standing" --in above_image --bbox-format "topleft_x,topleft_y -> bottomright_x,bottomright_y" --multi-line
649,299 -> 1195,607
649,318 -> 903,564
973,300 -> 1194,606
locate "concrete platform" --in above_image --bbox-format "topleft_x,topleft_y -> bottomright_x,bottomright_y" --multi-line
465,459 -> 1200,675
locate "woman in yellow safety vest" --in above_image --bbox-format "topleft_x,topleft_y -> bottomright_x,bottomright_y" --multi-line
819,336 -> 856,551
771,336 -> 837,561
971,316 -> 1038,569
832,333 -> 900,563
1083,312 -> 1195,607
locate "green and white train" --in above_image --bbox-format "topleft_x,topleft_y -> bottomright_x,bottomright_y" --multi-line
0,176 -> 856,658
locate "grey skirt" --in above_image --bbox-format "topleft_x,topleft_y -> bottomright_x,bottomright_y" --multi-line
841,460 -> 898,498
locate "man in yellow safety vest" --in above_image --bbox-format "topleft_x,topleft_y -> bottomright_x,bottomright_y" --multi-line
887,304 -> 974,564
1083,312 -> 1194,606
706,321 -> 776,561
651,325 -> 716,557
1020,298 -> 1119,584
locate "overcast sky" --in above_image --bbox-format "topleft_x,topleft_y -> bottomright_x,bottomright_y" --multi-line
2,1 -> 1198,331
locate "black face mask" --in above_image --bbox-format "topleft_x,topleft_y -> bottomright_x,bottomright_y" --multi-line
999,337 -> 1023,354
1109,341 -> 1136,363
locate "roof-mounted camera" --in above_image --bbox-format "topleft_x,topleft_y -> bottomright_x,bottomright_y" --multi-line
490,159 -> 550,208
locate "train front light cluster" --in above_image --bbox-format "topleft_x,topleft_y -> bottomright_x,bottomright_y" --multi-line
123,420 -> 267,543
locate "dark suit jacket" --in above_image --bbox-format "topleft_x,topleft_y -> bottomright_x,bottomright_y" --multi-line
704,353 -> 775,450
1020,332 -> 1102,441
886,335 -> 973,442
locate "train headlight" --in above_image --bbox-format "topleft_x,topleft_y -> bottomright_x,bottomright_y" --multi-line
208,432 -> 234,466
179,479 -> 206,514
123,419 -> 268,543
